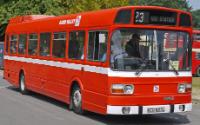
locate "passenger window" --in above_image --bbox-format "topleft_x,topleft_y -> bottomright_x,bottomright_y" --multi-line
5,35 -> 9,53
68,31 -> 85,60
52,32 -> 66,58
40,33 -> 51,57
18,34 -> 27,54
87,31 -> 108,62
10,35 -> 18,54
28,34 -> 38,55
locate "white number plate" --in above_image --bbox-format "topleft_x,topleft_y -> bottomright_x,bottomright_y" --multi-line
147,107 -> 165,113
143,105 -> 170,114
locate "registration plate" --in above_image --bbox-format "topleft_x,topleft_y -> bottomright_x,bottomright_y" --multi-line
147,107 -> 165,113
143,105 -> 170,114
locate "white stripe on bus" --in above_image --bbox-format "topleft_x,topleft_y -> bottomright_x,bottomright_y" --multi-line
192,48 -> 200,53
4,55 -> 108,75
4,55 -> 191,78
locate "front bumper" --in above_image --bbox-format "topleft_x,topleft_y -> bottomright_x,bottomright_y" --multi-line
107,103 -> 192,115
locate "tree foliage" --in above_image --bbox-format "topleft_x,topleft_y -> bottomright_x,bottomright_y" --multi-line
0,0 -> 128,24
0,0 -> 128,39
129,0 -> 191,11
192,9 -> 200,29
0,0 -> 196,40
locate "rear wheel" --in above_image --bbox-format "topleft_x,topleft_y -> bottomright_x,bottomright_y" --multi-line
197,67 -> 200,77
19,73 -> 29,94
71,85 -> 84,114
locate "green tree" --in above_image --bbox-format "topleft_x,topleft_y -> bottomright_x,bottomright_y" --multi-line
0,0 -> 128,40
0,0 -> 194,40
192,9 -> 200,29
129,0 -> 191,11
0,0 -> 128,24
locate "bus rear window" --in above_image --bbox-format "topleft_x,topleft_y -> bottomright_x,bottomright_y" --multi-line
179,14 -> 191,27
115,9 -> 132,24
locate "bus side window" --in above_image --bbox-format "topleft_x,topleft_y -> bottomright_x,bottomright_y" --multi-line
68,31 -> 85,60
40,33 -> 51,57
10,35 -> 18,54
18,34 -> 27,55
5,35 -> 9,53
28,34 -> 38,56
52,32 -> 66,58
87,31 -> 108,62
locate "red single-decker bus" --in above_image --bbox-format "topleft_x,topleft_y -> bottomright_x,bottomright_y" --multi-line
4,6 -> 192,115
192,30 -> 200,76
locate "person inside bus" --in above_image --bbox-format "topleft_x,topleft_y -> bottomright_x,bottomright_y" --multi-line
32,48 -> 38,55
125,34 -> 141,58
111,30 -> 128,69
111,30 -> 125,63
10,42 -> 17,53
40,40 -> 50,56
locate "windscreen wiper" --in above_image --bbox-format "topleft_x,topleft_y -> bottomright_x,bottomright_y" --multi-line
135,60 -> 148,76
163,58 -> 179,75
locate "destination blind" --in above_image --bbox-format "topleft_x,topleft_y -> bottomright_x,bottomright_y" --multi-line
134,10 -> 177,26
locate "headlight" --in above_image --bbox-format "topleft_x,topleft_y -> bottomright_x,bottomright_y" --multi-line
178,84 -> 186,93
111,84 -> 134,94
124,85 -> 134,94
178,83 -> 192,93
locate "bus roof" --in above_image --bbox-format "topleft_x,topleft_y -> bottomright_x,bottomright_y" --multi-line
7,6 -> 191,33
9,15 -> 55,24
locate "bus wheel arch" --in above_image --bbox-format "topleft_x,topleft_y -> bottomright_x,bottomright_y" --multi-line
69,78 -> 84,114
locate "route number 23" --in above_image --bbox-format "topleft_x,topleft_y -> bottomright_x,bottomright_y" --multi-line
135,11 -> 145,23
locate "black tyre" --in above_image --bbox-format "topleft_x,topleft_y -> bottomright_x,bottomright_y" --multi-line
71,85 -> 84,114
19,73 -> 29,94
197,67 -> 200,77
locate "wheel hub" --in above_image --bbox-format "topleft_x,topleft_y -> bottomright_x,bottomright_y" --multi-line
73,90 -> 81,107
20,76 -> 25,91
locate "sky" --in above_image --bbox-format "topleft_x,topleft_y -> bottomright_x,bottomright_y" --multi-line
189,0 -> 200,10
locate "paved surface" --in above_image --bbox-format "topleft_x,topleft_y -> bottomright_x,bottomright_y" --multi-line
0,71 -> 200,125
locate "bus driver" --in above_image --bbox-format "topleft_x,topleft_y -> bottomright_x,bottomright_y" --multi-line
125,34 -> 141,58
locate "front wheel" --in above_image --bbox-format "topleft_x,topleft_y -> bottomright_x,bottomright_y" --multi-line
19,73 -> 29,94
71,85 -> 84,114
196,67 -> 200,77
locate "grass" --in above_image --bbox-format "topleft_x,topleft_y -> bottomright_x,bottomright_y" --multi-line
193,77 -> 200,89
192,77 -> 200,101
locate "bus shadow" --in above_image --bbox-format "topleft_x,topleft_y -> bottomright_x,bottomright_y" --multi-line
7,86 -> 191,125
7,86 -> 68,109
84,112 -> 191,125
